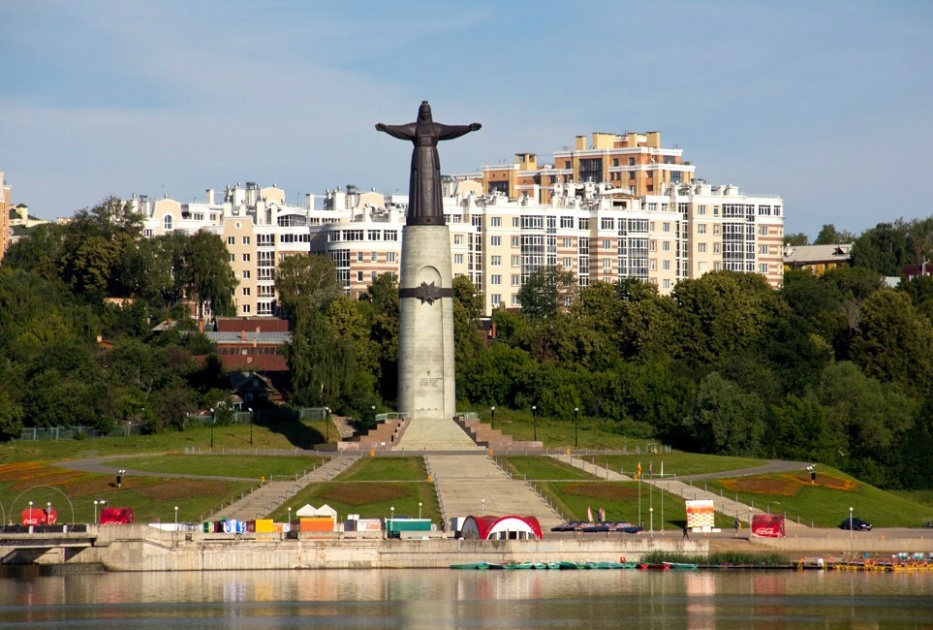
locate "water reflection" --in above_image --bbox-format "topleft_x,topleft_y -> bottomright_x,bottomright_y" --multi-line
0,569 -> 931,628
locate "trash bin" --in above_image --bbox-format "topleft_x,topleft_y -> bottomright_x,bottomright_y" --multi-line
203,521 -> 210,533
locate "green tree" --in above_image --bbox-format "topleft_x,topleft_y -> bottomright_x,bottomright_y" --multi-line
188,230 -> 238,317
850,221 -> 910,276
687,373 -> 766,456
516,266 -> 576,320
814,223 -> 856,245
783,232 -> 810,246
452,275 -> 485,369
274,253 -> 340,323
849,288 -> 933,395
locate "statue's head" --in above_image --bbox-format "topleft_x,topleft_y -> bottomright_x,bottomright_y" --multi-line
418,101 -> 433,123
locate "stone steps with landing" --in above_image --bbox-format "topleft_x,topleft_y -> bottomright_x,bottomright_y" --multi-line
338,418 -> 407,452
455,417 -> 543,451
393,417 -> 483,452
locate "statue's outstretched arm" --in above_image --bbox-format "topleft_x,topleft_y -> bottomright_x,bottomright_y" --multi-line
437,122 -> 481,141
376,122 -> 416,141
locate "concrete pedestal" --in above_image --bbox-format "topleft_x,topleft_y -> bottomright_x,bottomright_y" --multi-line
397,224 -> 456,421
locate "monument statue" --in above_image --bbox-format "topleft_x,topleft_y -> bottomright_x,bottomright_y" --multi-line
376,101 -> 481,226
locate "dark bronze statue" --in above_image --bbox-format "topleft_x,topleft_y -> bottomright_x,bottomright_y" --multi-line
376,101 -> 481,226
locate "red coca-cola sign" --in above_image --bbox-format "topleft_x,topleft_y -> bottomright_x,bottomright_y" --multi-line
751,514 -> 785,538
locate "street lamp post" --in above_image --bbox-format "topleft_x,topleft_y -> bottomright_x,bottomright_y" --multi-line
93,500 -> 99,524
531,405 -> 537,442
573,407 -> 579,448
324,407 -> 330,442
174,506 -> 178,528
288,507 -> 292,524
481,499 -> 485,516
390,506 -> 395,525
209,407 -> 215,449
849,507 -> 853,541
248,407 -> 253,446
649,507 -> 654,539
490,406 -> 495,430
418,502 -> 423,520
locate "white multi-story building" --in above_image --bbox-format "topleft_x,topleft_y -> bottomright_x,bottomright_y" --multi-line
134,130 -> 784,317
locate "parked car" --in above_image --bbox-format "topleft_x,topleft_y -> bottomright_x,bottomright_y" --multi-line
839,517 -> 872,531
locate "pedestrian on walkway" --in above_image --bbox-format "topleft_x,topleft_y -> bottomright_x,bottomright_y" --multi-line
682,525 -> 689,540
734,516 -> 740,537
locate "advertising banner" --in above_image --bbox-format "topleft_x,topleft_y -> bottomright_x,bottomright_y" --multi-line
685,500 -> 715,529
751,513 -> 785,538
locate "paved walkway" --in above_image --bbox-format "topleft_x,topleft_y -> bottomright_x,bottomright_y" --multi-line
550,453 -> 811,531
212,455 -> 356,521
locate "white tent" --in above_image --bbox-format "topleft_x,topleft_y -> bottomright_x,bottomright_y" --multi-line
295,503 -> 338,518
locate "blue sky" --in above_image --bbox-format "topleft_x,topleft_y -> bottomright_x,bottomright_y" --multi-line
2,0 -> 931,238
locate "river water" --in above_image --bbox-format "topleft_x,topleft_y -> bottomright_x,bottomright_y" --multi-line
1,568 -> 931,629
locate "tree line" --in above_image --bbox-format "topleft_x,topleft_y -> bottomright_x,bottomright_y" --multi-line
3,201 -> 932,490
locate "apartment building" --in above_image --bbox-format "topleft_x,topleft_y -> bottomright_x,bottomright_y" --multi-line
136,182 -> 342,318
478,131 -> 696,205
133,130 -> 783,317
0,171 -> 11,262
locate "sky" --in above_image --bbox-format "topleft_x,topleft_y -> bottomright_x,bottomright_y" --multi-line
2,0 -> 932,238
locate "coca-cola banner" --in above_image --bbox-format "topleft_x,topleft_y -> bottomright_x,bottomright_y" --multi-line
751,514 -> 785,538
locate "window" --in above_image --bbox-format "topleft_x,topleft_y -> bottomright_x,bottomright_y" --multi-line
490,217 -> 502,227
603,239 -> 611,250
491,255 -> 502,266
491,275 -> 502,285
511,236 -> 519,247
759,226 -> 769,236
663,260 -> 670,271
454,253 -> 463,264
491,294 -> 502,306
663,222 -> 670,232
511,255 -> 520,266
227,236 -> 235,245
491,236 -> 502,246
387,252 -> 396,263
229,254 -> 235,262
650,240 -> 657,252
562,238 -> 572,248
357,252 -> 364,262
561,216 -> 573,228
650,259 -> 657,271
698,243 -> 707,253
242,287 -> 251,296
163,215 -> 173,231
662,241 -> 670,251
242,304 -> 251,314
714,243 -> 721,254
372,271 -> 378,281
713,225 -> 721,235
563,257 -> 573,268
454,234 -> 463,245
242,271 -> 250,279
601,217 -> 615,230
511,274 -> 520,286
697,224 -> 707,234
759,245 -> 769,255
602,258 -> 611,270
512,217 -> 519,227
697,205 -> 706,216
759,263 -> 769,274
371,252 -> 377,262
663,279 -> 671,290
357,271 -> 363,281
242,236 -> 250,245
242,253 -> 251,262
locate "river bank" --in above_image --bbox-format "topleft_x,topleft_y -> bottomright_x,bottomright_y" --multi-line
3,524 -> 932,572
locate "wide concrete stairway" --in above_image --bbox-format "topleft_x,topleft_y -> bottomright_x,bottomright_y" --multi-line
426,454 -> 564,531
393,417 -> 484,452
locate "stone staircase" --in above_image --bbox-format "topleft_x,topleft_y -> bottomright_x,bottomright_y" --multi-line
425,454 -> 564,531
393,417 -> 484,452
455,416 -> 544,452
338,417 -> 408,452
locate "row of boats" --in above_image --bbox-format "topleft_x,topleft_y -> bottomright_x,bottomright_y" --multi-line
450,560 -> 698,571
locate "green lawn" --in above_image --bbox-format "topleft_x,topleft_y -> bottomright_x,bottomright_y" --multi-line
270,458 -> 437,523
104,454 -> 328,481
